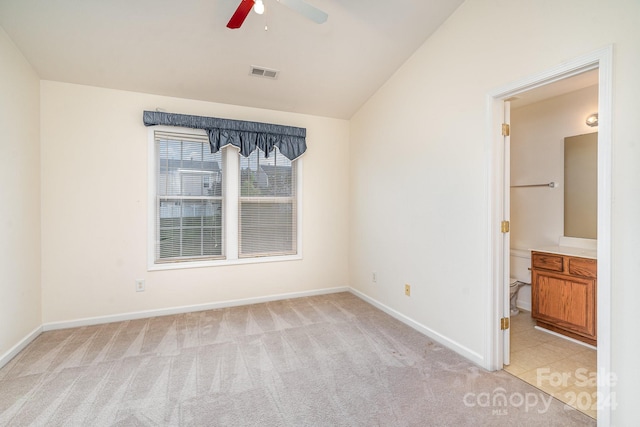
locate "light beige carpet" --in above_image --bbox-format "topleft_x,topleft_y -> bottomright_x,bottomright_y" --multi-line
0,292 -> 595,426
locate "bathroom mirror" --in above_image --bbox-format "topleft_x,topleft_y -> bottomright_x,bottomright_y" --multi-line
564,132 -> 597,239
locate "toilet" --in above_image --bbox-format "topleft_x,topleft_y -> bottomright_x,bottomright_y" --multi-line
510,278 -> 523,315
509,248 -> 532,314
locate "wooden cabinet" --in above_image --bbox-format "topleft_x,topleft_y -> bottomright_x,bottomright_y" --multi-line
531,251 -> 597,346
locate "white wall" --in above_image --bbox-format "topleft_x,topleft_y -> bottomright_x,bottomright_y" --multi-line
5,1 -> 640,422
349,0 -> 640,423
511,85 -> 599,251
40,81 -> 350,323
510,85 -> 599,309
0,28 -> 41,359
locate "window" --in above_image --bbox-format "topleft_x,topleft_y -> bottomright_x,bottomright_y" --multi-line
240,148 -> 296,257
149,128 -> 301,269
155,131 -> 223,262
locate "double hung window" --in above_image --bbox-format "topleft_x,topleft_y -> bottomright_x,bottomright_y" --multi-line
239,148 -> 296,257
155,132 -> 223,262
150,129 -> 300,269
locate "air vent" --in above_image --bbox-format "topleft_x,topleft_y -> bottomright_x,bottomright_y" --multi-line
250,65 -> 279,79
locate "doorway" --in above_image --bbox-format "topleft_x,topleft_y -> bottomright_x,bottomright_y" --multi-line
486,46 -> 613,426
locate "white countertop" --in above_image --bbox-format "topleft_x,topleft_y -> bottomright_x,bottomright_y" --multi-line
530,245 -> 597,260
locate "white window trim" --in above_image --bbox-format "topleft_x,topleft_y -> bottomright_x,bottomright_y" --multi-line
147,126 -> 303,271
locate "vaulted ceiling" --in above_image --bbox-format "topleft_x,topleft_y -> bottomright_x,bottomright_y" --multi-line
0,0 -> 465,119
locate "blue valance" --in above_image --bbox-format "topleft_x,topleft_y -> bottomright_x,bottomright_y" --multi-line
143,110 -> 307,160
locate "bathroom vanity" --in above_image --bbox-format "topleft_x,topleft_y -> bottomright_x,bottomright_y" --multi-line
530,246 -> 597,346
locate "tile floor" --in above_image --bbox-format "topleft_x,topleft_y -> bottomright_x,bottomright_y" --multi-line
504,309 -> 597,419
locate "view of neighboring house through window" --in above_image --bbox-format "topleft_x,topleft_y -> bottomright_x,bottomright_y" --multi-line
240,148 -> 296,257
156,132 -> 223,262
152,129 -> 299,267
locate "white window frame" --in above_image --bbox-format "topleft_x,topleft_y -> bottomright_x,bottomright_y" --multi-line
238,148 -> 299,258
147,126 -> 303,271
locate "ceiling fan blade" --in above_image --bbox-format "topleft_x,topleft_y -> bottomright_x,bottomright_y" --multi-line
227,0 -> 255,29
277,0 -> 328,24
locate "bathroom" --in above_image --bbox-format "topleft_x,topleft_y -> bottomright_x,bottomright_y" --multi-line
506,69 -> 599,418
509,70 -> 598,314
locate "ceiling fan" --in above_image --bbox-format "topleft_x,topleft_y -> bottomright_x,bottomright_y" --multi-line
227,0 -> 328,29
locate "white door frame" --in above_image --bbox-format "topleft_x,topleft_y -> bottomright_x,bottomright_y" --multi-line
502,101 -> 511,366
485,45 -> 613,426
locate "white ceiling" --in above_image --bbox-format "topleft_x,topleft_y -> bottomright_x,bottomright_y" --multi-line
509,69 -> 599,109
0,0 -> 465,119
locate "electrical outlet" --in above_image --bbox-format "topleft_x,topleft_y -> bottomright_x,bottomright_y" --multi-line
372,272 -> 377,283
135,279 -> 145,292
404,284 -> 411,296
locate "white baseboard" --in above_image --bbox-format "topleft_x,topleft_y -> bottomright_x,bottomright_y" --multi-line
534,326 -> 597,350
42,286 -> 350,331
0,325 -> 43,370
6,286 -> 483,373
516,299 -> 531,312
348,288 -> 484,366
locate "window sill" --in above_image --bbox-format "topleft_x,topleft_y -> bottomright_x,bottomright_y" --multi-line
147,253 -> 302,271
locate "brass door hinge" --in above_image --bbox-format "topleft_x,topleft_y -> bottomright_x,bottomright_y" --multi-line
501,220 -> 510,233
500,317 -> 510,330
502,123 -> 510,136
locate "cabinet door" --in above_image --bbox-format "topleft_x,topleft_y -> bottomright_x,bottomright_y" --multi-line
532,270 -> 596,338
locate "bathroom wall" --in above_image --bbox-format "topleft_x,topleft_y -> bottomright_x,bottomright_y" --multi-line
510,84 -> 599,309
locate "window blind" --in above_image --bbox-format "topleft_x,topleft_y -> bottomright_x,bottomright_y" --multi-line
155,131 -> 224,262
239,147 -> 296,257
